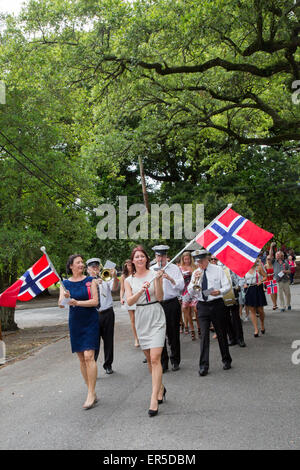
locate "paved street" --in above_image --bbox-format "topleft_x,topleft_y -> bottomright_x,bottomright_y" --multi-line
1,286 -> 300,450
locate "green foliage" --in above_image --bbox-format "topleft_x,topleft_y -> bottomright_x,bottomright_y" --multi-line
0,0 -> 300,299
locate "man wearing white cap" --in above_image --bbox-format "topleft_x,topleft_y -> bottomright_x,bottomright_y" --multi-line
151,245 -> 184,372
86,258 -> 119,375
188,249 -> 232,376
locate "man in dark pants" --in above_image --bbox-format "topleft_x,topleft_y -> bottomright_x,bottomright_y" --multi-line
151,245 -> 184,372
86,258 -> 119,375
188,250 -> 232,376
222,267 -> 246,348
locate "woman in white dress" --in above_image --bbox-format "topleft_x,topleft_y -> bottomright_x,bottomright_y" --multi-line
125,245 -> 166,417
120,259 -> 139,347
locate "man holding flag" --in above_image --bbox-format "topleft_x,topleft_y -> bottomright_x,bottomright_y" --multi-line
188,249 -> 232,376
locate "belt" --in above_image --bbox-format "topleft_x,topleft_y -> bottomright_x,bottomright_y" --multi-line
198,298 -> 223,305
98,307 -> 113,314
136,301 -> 159,307
160,297 -> 178,306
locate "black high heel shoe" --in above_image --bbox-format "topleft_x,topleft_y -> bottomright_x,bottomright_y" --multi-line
261,329 -> 265,335
254,333 -> 259,338
148,405 -> 159,417
158,386 -> 167,404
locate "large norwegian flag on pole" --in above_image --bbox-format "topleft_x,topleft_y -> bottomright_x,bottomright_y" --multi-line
0,248 -> 60,308
195,205 -> 273,277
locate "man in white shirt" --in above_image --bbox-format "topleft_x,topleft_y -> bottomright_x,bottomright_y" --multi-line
188,249 -> 232,376
151,245 -> 184,372
86,258 -> 119,375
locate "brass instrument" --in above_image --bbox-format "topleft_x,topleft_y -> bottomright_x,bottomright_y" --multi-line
193,269 -> 203,291
100,268 -> 113,282
94,264 -> 113,282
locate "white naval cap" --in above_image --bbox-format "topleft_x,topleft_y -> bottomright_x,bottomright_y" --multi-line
86,257 -> 101,266
152,245 -> 170,255
191,249 -> 209,260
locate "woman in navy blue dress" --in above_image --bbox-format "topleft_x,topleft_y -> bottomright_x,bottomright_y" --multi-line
59,254 -> 99,410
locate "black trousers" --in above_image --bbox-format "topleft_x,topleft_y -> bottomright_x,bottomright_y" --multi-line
197,299 -> 232,371
225,303 -> 244,343
94,307 -> 115,369
161,297 -> 181,368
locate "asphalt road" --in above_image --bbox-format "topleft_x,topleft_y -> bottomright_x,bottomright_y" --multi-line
1,288 -> 300,450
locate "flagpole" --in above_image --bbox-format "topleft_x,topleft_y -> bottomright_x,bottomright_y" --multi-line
40,246 -> 66,292
162,203 -> 232,271
149,203 -> 233,284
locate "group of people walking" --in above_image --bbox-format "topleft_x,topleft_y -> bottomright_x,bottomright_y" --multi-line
58,241 -> 295,416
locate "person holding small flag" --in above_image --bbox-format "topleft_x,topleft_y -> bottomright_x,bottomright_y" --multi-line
269,243 -> 291,312
264,255 -> 278,310
59,254 -> 99,410
125,245 -> 165,417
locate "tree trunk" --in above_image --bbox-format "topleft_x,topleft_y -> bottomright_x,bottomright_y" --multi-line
0,307 -> 18,332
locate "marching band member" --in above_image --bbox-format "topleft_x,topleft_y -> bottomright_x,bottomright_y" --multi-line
221,265 -> 246,348
86,258 -> 119,375
188,249 -> 231,376
151,245 -> 184,373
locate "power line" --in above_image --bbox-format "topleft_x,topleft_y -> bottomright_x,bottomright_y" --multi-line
0,130 -> 94,208
0,144 -> 96,215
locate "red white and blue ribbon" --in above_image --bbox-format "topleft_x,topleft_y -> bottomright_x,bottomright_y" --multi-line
145,288 -> 151,303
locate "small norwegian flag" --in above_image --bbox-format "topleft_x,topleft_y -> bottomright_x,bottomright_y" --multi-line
196,206 -> 273,277
0,252 -> 60,308
266,280 -> 278,295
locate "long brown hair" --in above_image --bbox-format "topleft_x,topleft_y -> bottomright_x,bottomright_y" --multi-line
122,259 -> 133,278
130,245 -> 150,274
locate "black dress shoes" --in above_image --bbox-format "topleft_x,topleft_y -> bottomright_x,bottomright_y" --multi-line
172,363 -> 180,372
105,367 -> 113,375
198,369 -> 208,376
223,363 -> 232,370
238,340 -> 246,347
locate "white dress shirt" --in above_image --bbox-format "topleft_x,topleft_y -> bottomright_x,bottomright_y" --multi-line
187,263 -> 230,302
97,279 -> 114,312
151,263 -> 184,301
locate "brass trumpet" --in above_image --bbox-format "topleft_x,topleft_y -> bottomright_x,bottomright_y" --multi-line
100,268 -> 113,282
93,264 -> 113,282
193,270 -> 203,291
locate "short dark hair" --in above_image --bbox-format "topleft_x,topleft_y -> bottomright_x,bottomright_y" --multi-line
130,245 -> 150,274
66,254 -> 83,275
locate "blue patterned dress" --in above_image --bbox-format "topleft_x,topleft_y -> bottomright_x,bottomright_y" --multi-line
63,276 -> 99,353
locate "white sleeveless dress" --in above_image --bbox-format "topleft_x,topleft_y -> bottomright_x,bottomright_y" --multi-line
127,271 -> 166,350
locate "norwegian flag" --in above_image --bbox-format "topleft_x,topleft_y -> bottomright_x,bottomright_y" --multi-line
266,280 -> 278,295
0,254 -> 60,308
196,206 -> 273,277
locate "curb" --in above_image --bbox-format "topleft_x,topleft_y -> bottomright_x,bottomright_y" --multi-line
0,333 -> 69,368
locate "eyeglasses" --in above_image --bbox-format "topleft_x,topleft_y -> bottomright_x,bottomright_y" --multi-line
211,258 -> 218,261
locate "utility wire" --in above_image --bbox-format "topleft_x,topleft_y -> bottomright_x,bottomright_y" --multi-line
0,144 -> 96,215
0,130 -> 93,207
